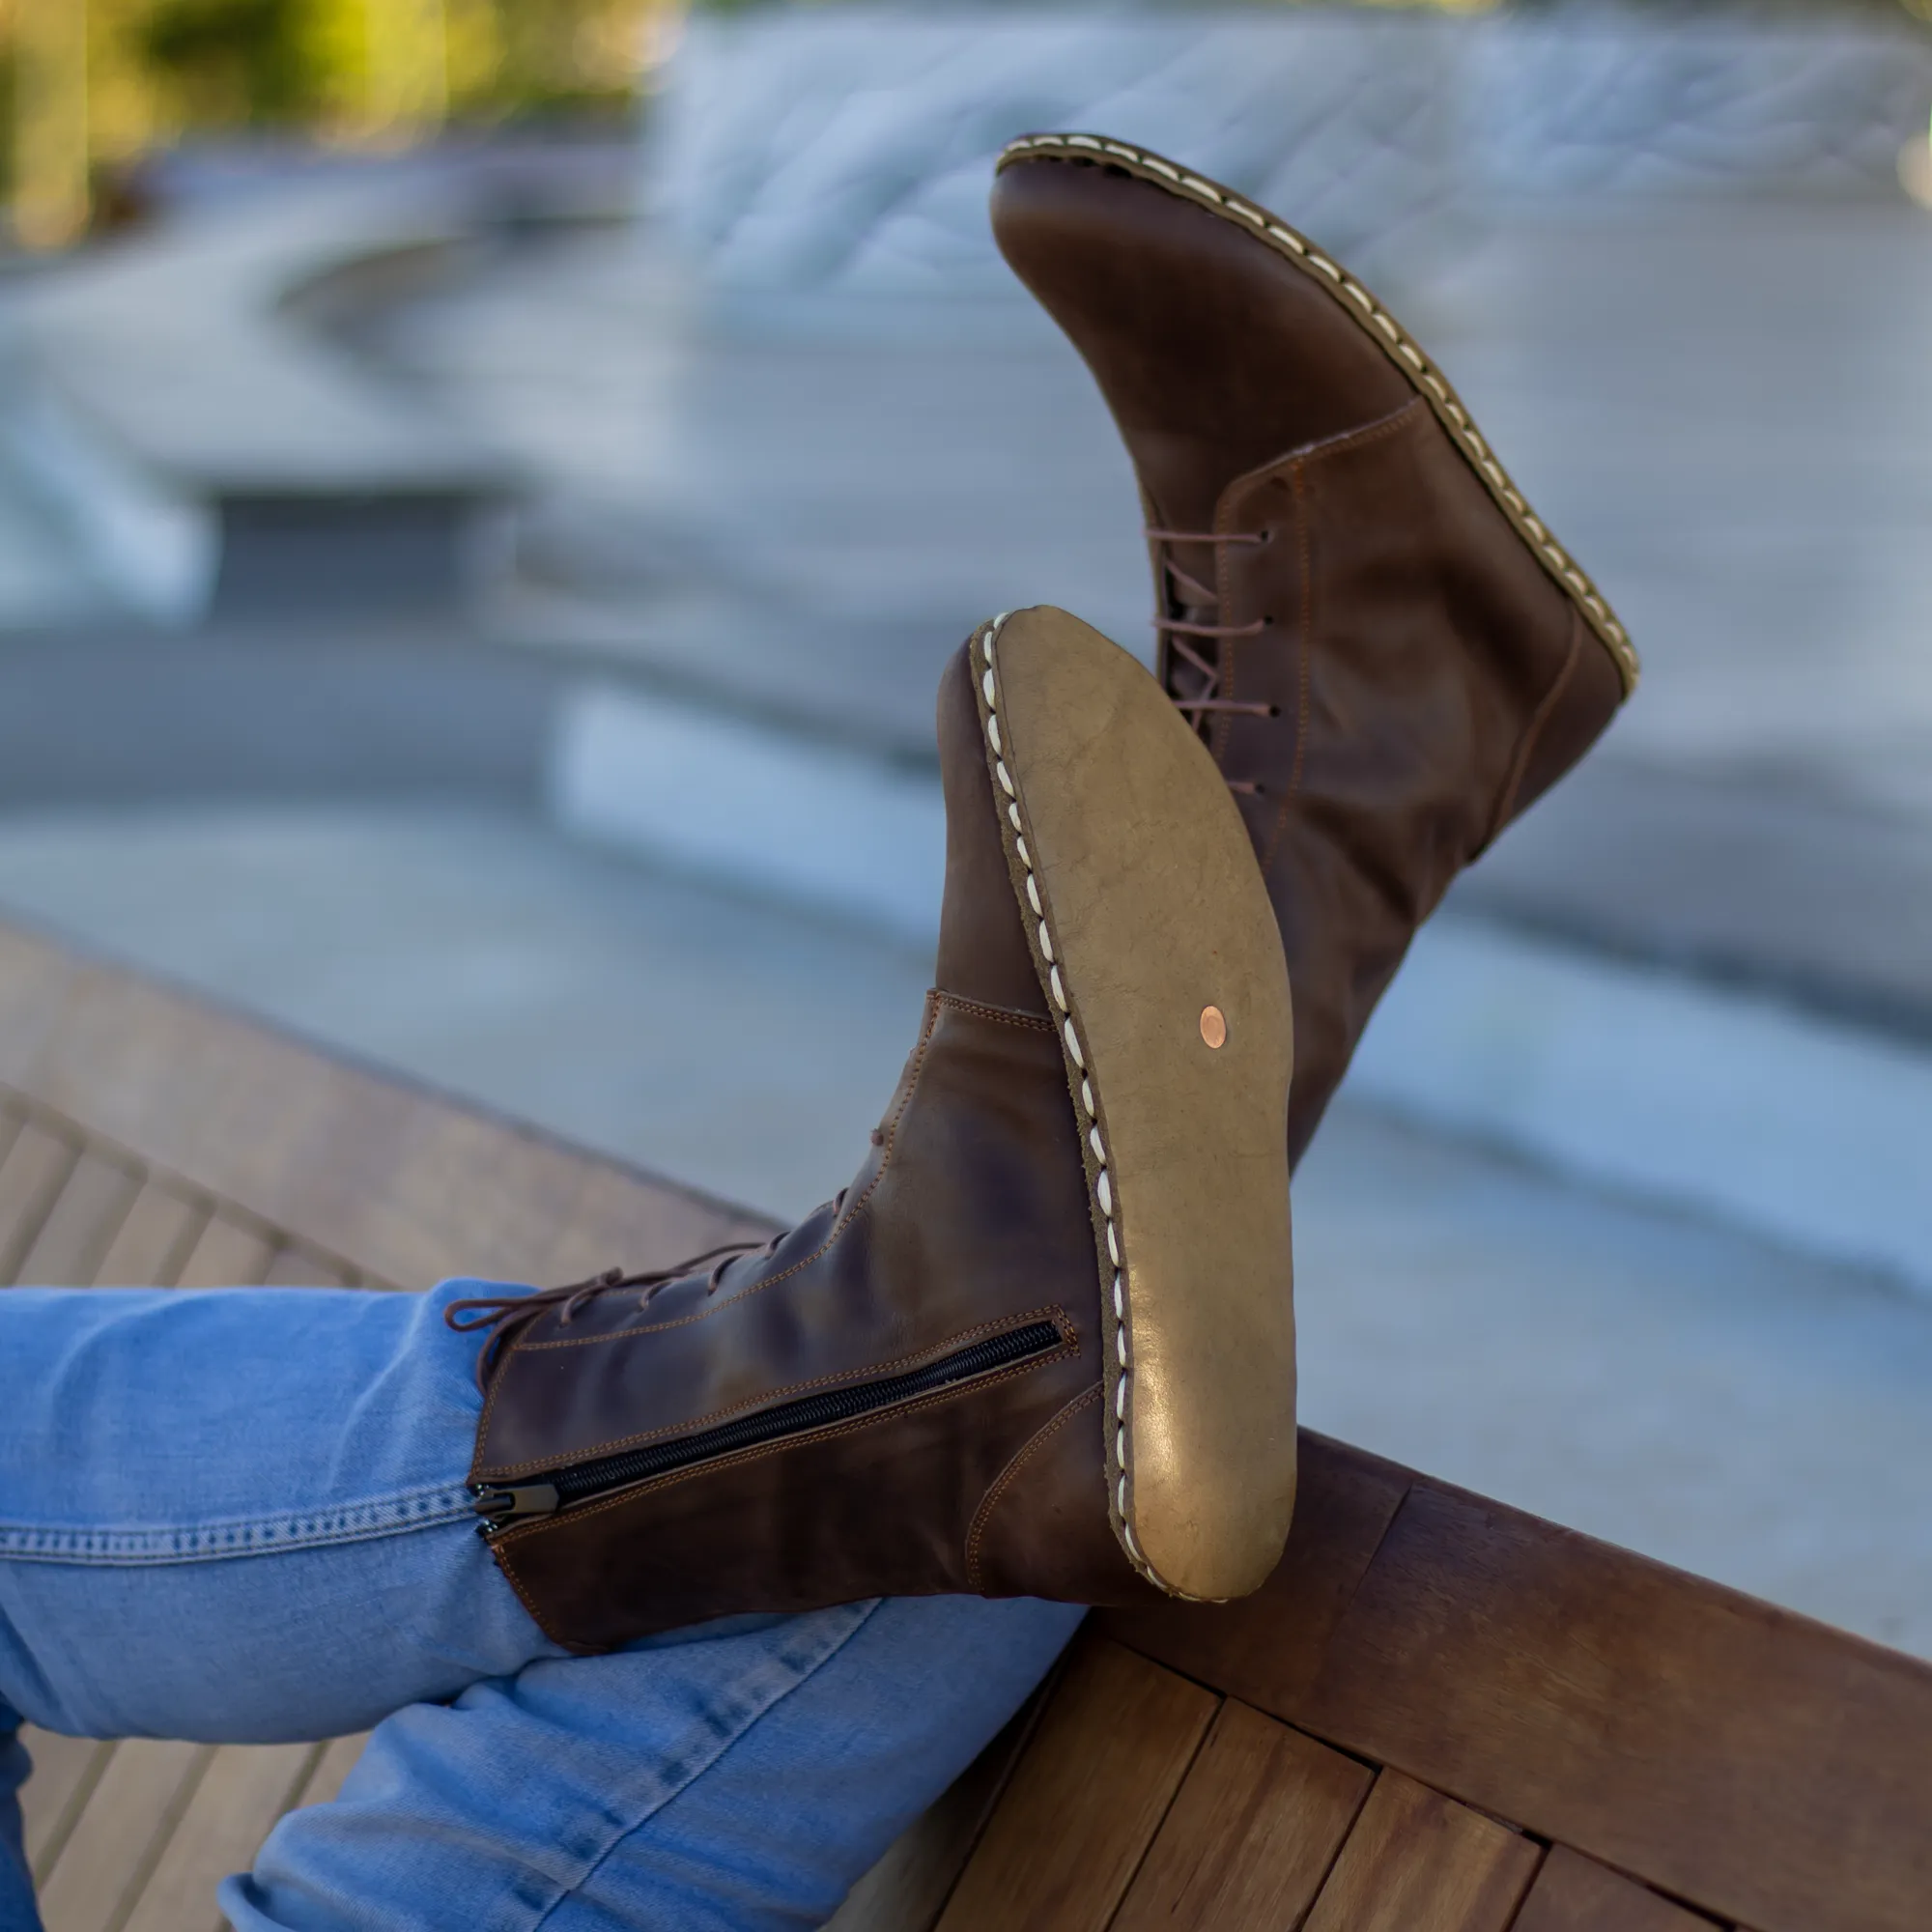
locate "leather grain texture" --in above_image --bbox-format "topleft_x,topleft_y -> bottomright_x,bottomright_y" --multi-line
468,623 -> 1300,1646
991,142 -> 1633,1168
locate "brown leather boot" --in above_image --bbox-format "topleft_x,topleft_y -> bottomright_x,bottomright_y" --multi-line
453,607 -> 1293,1652
991,136 -> 1638,1164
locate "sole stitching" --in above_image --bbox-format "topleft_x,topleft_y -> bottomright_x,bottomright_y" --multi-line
997,133 -> 1639,696
974,612 -> 1199,1602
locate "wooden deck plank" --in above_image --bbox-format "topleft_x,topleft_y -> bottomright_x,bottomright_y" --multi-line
119,1742 -> 320,1932
1109,1701 -> 1372,1932
37,1738 -> 214,1932
0,925 -> 87,1083
171,1214 -> 277,1292
1302,1773 -> 1541,1932
1288,1485 -> 1932,1932
0,1117 -> 80,1282
13,1150 -> 142,1287
259,1245 -> 357,1290
828,1690 -> 1052,1932
286,1733 -> 369,1813
90,1181 -> 208,1289
935,1638 -> 1216,1932
1511,1847 -> 1723,1932
18,1731 -> 112,1878
1097,1433 -> 1411,1712
0,927 -> 762,1293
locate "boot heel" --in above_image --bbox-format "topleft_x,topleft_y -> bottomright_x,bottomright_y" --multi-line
974,606 -> 1296,1602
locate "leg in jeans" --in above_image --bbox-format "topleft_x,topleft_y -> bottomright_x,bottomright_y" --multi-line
0,1282 -> 1081,1928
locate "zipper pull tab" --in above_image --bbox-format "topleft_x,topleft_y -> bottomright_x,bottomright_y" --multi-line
471,1482 -> 560,1534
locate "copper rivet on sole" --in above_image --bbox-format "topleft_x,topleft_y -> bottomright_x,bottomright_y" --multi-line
1200,1006 -> 1228,1049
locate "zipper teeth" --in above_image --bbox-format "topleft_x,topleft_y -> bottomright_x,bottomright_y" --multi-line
546,1321 -> 1064,1507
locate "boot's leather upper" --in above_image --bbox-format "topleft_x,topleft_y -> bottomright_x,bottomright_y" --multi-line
992,141 -> 1634,1163
461,645 -> 1137,1652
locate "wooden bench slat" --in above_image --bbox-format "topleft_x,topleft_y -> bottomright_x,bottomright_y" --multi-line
0,926 -> 764,1292
0,1118 -> 80,1282
1291,1486 -> 1932,1932
171,1215 -> 278,1293
935,1639 -> 1215,1932
1109,1700 -> 1370,1932
259,1244 -> 357,1290
0,925 -> 84,1083
18,1730 -> 111,1878
827,1690 -> 1048,1932
1301,1772 -> 1541,1932
89,1180 -> 209,1289
14,1150 -> 142,1288
287,1732 -> 369,1813
37,1738 -> 214,1932
119,1741 -> 320,1932
1099,1434 -> 1411,1715
1104,1448 -> 1932,1932
1512,1847 -> 1723,1932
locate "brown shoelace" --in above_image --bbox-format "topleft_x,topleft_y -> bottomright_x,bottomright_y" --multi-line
1148,528 -> 1277,794
443,1193 -> 849,1390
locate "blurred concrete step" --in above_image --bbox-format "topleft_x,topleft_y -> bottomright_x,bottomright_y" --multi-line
0,181 -> 521,624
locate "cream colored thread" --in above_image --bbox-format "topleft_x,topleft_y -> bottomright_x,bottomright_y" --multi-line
978,607 -> 1160,1595
997,131 -> 1636,692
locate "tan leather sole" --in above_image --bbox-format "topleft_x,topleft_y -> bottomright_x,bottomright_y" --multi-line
973,606 -> 1295,1602
997,132 -> 1640,696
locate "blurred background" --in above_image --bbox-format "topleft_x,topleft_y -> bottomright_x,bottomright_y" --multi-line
0,0 -> 1928,1651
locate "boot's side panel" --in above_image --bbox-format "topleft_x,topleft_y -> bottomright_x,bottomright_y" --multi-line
482,992 -> 1108,1648
1215,409 -> 1623,1159
980,607 -> 1295,1604
989,154 -> 1410,536
993,135 -> 1637,692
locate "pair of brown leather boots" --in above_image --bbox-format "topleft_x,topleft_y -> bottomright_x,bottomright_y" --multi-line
450,138 -> 1635,1652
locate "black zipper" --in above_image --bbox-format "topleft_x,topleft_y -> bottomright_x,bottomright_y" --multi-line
472,1318 -> 1064,1536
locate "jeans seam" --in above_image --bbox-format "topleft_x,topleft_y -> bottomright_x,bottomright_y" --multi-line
0,1481 -> 477,1564
522,1599 -> 886,1932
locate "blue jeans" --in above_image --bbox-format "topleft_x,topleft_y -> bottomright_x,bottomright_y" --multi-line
0,1282 -> 1083,1928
